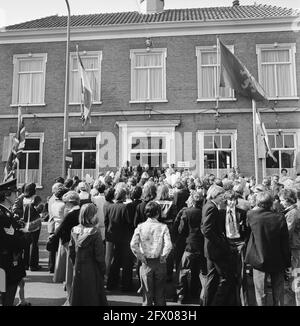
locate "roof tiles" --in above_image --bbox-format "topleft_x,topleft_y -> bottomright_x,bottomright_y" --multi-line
4,5 -> 300,31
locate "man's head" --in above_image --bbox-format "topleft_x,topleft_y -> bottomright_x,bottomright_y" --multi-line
256,191 -> 274,210
0,179 -> 18,203
281,168 -> 288,176
207,185 -> 225,205
272,174 -> 279,184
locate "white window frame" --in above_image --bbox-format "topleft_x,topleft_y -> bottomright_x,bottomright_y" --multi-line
256,43 -> 298,100
69,51 -> 102,105
130,48 -> 168,103
12,132 -> 44,188
117,120 -> 180,167
68,131 -> 101,180
196,45 -> 236,102
11,53 -> 47,106
264,129 -> 299,177
198,130 -> 237,178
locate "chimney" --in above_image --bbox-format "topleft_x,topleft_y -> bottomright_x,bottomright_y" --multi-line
232,0 -> 240,6
140,0 -> 165,14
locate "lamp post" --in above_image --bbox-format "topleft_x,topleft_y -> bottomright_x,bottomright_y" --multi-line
62,0 -> 71,177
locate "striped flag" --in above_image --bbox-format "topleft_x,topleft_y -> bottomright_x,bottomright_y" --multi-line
255,109 -> 277,163
219,39 -> 268,103
3,107 -> 26,182
76,46 -> 92,125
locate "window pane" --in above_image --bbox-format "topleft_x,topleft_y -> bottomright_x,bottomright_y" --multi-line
130,152 -> 167,168
18,74 -> 31,103
19,153 -> 26,169
281,150 -> 294,168
84,152 -> 96,169
81,57 -> 99,70
276,135 -> 283,148
268,135 -> 275,149
136,54 -> 161,67
222,136 -> 231,148
201,52 -> 216,65
218,151 -> 232,169
261,50 -> 289,63
284,135 -> 294,148
204,136 -> 213,149
31,73 -> 43,103
71,137 -> 96,150
72,152 -> 82,169
134,69 -> 148,100
266,151 -> 279,168
19,59 -> 43,72
261,65 -> 276,97
24,139 -> 40,150
149,68 -> 163,99
28,153 -> 39,169
201,67 -> 215,98
204,151 -> 217,169
277,64 -> 291,97
214,136 -> 221,149
131,137 -> 166,150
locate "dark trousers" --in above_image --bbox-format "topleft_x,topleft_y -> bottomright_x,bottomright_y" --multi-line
203,256 -> 235,306
107,241 -> 134,291
140,259 -> 167,306
1,283 -> 18,306
228,240 -> 248,306
176,251 -> 207,301
48,249 -> 56,273
23,229 -> 40,268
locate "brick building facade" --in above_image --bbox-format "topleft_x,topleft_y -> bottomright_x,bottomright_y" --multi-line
0,1 -> 299,199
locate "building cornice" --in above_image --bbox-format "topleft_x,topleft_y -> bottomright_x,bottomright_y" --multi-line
0,107 -> 299,119
0,16 -> 298,44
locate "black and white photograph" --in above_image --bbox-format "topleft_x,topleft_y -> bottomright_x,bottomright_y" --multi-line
0,0 -> 300,310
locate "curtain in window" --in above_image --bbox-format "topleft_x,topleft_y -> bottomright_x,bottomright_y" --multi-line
133,53 -> 163,101
261,50 -> 292,97
18,59 -> 44,104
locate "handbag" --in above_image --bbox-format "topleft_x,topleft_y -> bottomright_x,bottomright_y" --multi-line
46,236 -> 59,252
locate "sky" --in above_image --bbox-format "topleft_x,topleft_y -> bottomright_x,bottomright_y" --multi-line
0,0 -> 299,28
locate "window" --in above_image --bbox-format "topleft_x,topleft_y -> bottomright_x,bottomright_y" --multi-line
198,131 -> 237,178
266,132 -> 297,177
69,51 -> 102,104
17,133 -> 44,187
12,53 -> 47,105
129,134 -> 168,168
257,44 -> 297,99
196,46 -> 234,100
130,48 -> 167,102
68,132 -> 101,180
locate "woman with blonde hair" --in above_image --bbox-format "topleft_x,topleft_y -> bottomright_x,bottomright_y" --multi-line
69,203 -> 107,306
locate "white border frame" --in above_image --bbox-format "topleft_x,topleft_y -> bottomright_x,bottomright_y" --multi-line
11,53 -> 48,106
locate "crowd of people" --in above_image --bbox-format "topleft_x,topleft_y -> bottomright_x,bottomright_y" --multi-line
1,163 -> 300,306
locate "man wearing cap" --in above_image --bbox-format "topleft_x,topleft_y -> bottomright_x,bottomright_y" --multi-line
0,179 -> 28,305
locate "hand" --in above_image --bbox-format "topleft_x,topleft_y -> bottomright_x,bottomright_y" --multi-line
160,256 -> 167,263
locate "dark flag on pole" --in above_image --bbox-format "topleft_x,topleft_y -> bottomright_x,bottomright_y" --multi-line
3,107 -> 26,182
76,45 -> 92,125
219,39 -> 268,103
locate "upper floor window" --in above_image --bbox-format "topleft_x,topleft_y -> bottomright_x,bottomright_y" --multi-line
12,53 -> 47,106
196,46 -> 234,101
130,48 -> 167,103
256,44 -> 297,99
69,51 -> 102,104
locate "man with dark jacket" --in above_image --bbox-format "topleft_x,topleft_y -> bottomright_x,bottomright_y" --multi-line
245,191 -> 291,306
201,185 -> 234,306
176,192 -> 206,304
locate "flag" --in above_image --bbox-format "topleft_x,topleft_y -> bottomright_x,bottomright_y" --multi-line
255,109 -> 277,163
3,107 -> 26,182
219,39 -> 268,103
76,46 -> 92,125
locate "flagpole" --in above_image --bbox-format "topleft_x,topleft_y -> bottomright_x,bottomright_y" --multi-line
62,0 -> 71,177
216,37 -> 220,109
252,99 -> 259,184
16,106 -> 21,184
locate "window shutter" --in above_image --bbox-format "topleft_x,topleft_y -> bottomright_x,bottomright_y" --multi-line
2,135 -> 14,161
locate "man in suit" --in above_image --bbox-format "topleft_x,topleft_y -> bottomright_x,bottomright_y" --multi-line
245,191 -> 291,306
176,192 -> 206,304
201,185 -> 234,306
